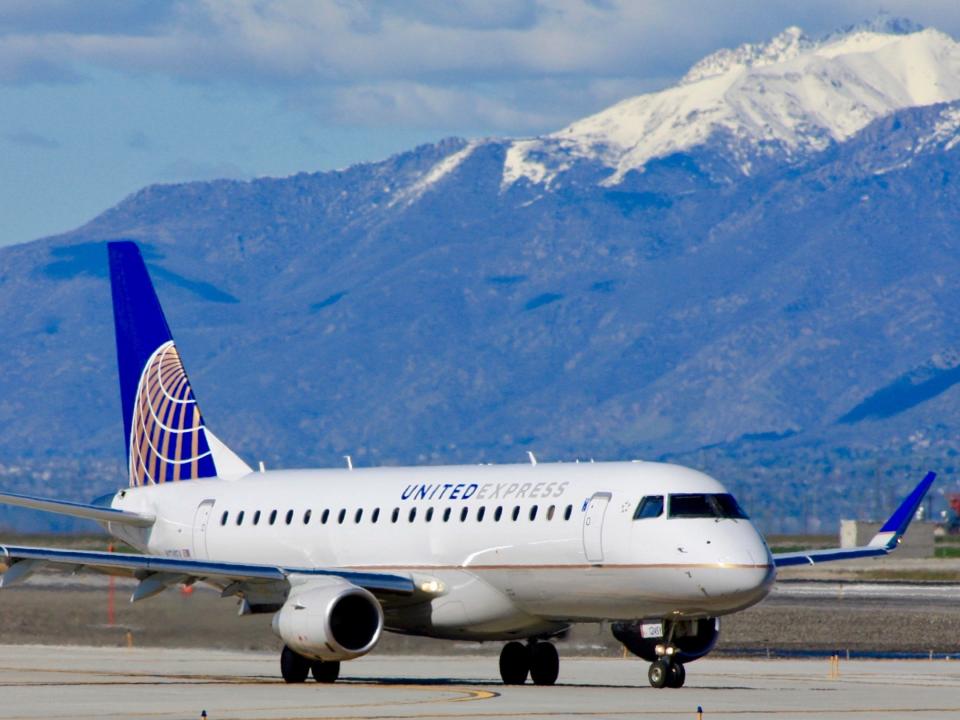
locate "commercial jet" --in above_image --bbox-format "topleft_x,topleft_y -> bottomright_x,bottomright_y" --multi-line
0,242 -> 934,689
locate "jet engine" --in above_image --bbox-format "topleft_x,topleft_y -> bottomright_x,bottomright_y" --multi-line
612,617 -> 719,663
272,578 -> 383,661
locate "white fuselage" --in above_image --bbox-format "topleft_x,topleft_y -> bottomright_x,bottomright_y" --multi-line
109,460 -> 775,640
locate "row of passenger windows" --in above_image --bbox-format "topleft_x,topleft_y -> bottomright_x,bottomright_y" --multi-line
633,493 -> 748,520
220,503 -> 576,528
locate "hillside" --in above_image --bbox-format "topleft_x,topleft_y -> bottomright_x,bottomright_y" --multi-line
1,20 -> 958,533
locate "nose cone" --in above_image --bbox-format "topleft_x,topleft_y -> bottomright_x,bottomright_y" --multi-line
710,523 -> 776,612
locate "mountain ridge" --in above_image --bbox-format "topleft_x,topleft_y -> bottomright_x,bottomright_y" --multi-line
1,22 -> 959,533
504,21 -> 960,186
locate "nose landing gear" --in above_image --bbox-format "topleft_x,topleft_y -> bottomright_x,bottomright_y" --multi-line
498,640 -> 560,685
648,657 -> 685,688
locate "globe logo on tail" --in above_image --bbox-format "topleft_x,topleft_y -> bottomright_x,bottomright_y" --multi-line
129,340 -> 216,486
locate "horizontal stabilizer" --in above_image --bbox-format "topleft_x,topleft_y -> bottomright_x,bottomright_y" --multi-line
773,472 -> 935,567
0,490 -> 155,528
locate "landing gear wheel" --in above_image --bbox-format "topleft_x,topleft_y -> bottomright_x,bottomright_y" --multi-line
530,642 -> 559,686
280,645 -> 310,683
311,660 -> 340,683
499,641 -> 530,685
666,662 -> 685,688
648,659 -> 669,689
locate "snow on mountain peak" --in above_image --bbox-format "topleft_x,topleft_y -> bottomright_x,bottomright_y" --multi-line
681,26 -> 812,85
502,20 -> 960,188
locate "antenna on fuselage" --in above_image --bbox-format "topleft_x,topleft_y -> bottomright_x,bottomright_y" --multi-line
258,461 -> 266,473
344,455 -> 353,471
527,451 -> 537,466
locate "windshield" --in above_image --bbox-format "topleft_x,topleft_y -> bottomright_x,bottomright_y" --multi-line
633,495 -> 664,520
668,493 -> 748,519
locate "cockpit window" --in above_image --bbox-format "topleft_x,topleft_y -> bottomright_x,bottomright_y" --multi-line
633,495 -> 664,520
668,493 -> 748,519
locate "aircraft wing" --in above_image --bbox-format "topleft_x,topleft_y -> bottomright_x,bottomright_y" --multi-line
772,471 -> 935,567
0,544 -> 415,600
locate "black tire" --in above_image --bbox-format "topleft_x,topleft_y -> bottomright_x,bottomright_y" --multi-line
499,641 -> 530,685
666,662 -> 685,688
311,660 -> 340,683
648,660 -> 668,689
530,642 -> 559,686
280,645 -> 310,684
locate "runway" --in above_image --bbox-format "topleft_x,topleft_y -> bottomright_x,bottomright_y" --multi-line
0,646 -> 958,719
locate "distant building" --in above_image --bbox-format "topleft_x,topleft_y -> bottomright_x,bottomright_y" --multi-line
839,520 -> 935,559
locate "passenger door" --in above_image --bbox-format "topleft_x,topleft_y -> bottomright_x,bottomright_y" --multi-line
191,499 -> 215,559
582,492 -> 611,563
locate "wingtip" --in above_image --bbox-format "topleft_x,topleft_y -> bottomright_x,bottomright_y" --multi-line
877,470 -> 936,538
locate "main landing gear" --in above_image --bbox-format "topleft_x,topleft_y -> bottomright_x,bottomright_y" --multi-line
498,640 -> 560,685
280,645 -> 340,684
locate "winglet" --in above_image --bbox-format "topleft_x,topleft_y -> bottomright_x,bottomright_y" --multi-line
868,471 -> 936,550
773,471 -> 936,568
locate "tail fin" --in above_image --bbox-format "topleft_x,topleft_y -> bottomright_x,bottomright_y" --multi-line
108,241 -> 250,486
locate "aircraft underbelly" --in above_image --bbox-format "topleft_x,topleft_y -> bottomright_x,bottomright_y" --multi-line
475,565 -> 772,619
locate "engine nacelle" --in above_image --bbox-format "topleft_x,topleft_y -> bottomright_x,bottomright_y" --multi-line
612,618 -> 720,664
272,578 -> 383,661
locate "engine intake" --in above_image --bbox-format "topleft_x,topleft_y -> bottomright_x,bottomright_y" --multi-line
612,617 -> 719,663
273,578 -> 383,661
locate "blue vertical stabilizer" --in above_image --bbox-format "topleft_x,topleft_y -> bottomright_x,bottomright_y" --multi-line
108,242 -> 219,486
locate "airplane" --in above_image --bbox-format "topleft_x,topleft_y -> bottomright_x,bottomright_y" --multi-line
0,241 -> 934,689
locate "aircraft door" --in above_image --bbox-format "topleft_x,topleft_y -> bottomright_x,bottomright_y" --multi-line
192,499 -> 215,559
582,492 -> 611,563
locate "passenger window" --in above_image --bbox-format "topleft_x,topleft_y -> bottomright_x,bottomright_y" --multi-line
512,506 -> 520,521
355,508 -> 363,523
409,507 -> 417,522
372,508 -> 380,523
338,509 -> 346,524
443,507 -> 451,522
546,505 -> 555,520
285,509 -> 293,525
494,506 -> 503,521
253,510 -> 261,525
529,505 -> 538,521
460,507 -> 468,522
391,508 -> 399,523
321,509 -> 330,524
236,511 -> 244,526
269,509 -> 277,525
426,507 -> 434,522
634,495 -> 664,520
303,509 -> 311,525
477,506 -> 485,522
220,511 -> 228,526
564,504 -> 572,520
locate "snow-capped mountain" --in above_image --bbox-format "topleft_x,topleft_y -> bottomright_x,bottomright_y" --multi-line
503,19 -> 960,186
3,20 -> 960,532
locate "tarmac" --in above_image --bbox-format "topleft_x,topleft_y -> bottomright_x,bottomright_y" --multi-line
0,645 -> 958,719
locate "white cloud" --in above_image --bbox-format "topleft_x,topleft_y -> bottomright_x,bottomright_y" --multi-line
2,1 -> 960,133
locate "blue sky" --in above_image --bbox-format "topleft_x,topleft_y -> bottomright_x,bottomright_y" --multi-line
3,0 -> 960,248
